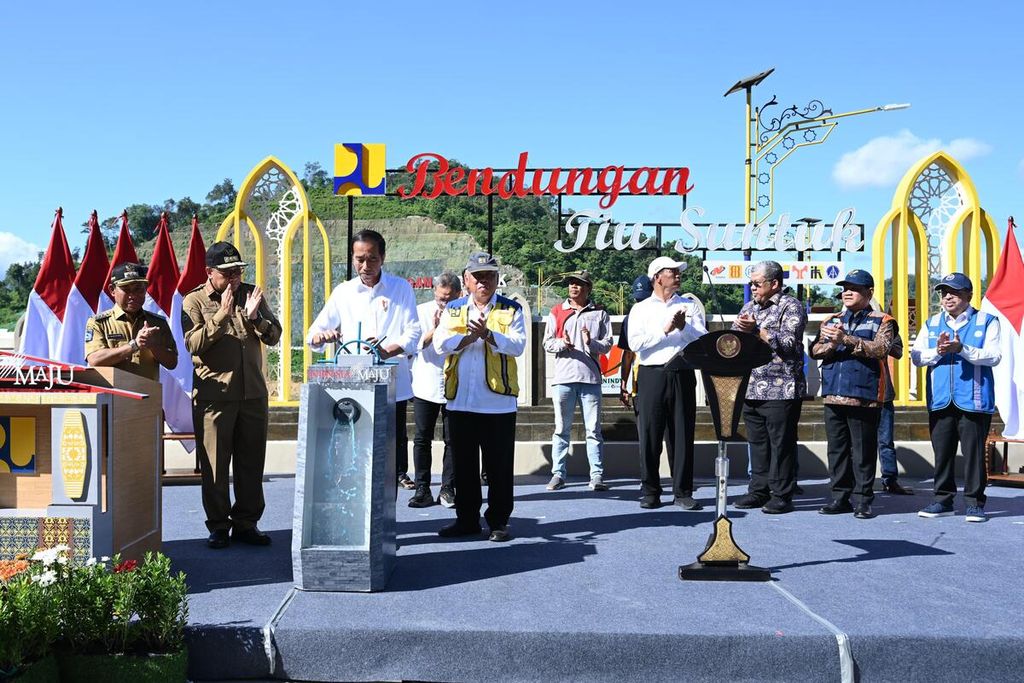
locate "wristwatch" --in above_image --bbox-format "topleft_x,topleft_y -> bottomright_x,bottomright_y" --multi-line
128,339 -> 140,354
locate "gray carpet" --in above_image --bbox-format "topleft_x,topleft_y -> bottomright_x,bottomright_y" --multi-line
166,476 -> 1024,681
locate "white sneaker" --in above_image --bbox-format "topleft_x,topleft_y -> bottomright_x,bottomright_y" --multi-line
546,475 -> 565,491
589,475 -> 609,491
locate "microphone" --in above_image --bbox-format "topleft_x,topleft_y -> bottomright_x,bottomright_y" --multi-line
702,264 -> 727,326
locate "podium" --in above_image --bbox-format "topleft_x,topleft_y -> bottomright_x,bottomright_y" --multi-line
678,331 -> 772,582
292,358 -> 397,592
0,366 -> 163,563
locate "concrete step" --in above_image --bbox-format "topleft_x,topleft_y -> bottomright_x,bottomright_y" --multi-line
266,404 -> 939,442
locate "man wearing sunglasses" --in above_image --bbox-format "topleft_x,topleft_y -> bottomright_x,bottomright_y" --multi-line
912,272 -> 1001,522
810,270 -> 896,520
731,260 -> 807,514
182,242 -> 282,549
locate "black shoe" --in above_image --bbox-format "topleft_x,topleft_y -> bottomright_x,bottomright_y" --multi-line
437,522 -> 482,538
640,496 -> 662,509
762,499 -> 795,514
854,502 -> 876,519
674,495 -> 703,511
408,484 -> 435,508
882,480 -> 913,495
438,485 -> 456,508
398,473 -> 416,490
231,527 -> 271,546
488,526 -> 510,542
794,485 -> 805,495
819,499 -> 854,515
733,494 -> 769,509
207,529 -> 229,549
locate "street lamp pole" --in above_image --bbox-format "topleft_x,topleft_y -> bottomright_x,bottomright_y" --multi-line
725,69 -> 909,302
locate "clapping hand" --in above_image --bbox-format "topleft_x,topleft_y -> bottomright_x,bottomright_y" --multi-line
467,315 -> 489,342
581,326 -> 591,346
244,285 -> 264,320
734,312 -> 756,333
218,285 -> 234,315
820,320 -> 845,343
937,331 -> 962,354
562,331 -> 575,350
136,321 -> 157,349
664,309 -> 686,334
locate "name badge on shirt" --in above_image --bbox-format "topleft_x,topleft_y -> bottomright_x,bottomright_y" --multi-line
108,333 -> 126,341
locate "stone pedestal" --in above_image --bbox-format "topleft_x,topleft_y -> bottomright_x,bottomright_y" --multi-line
292,359 -> 396,591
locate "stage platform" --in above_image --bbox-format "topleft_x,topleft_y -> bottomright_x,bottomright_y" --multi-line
167,476 -> 1024,682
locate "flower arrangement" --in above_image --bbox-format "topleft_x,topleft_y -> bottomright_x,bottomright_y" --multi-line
0,546 -> 189,681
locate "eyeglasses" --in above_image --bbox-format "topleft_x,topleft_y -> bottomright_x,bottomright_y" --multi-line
749,280 -> 766,289
217,267 -> 244,278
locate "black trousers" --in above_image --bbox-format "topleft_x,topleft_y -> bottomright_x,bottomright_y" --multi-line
396,399 -> 409,476
929,405 -> 991,507
448,410 -> 516,529
635,363 -> 696,499
824,404 -> 880,504
412,397 -> 454,488
743,399 -> 802,502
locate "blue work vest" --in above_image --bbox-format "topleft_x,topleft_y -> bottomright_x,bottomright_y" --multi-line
820,309 -> 891,402
924,308 -> 996,414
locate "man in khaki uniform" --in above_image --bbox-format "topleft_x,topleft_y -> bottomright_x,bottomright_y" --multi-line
182,242 -> 282,550
85,262 -> 177,380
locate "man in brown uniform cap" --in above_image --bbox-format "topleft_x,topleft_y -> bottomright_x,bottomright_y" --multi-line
85,262 -> 178,380
181,242 -> 282,549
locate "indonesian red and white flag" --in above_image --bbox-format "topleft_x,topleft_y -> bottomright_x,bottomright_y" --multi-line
98,211 -> 140,313
19,209 -> 75,359
56,211 -> 110,365
167,215 -> 207,449
981,218 -> 1024,439
143,213 -> 193,440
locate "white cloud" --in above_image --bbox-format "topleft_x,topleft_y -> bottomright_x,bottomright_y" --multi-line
832,129 -> 992,189
0,232 -> 41,273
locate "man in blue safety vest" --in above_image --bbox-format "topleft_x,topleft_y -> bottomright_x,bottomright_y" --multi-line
912,272 -> 1001,523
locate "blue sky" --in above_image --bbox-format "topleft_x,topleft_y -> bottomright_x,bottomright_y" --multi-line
1,1 -> 1021,273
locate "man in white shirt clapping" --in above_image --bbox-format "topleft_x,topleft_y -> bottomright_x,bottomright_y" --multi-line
627,256 -> 707,510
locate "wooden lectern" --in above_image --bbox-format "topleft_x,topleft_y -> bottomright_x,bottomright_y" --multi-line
0,366 -> 163,563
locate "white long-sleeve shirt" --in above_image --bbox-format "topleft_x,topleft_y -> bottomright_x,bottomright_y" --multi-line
626,292 -> 707,366
306,270 -> 421,401
910,306 -> 1001,368
433,294 -> 527,414
411,300 -> 447,404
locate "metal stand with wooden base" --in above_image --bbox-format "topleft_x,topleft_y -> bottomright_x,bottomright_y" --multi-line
679,439 -> 769,582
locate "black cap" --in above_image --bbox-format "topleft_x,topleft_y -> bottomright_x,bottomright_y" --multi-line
110,262 -> 148,287
206,242 -> 247,269
564,270 -> 593,286
836,269 -> 874,288
465,251 -> 499,273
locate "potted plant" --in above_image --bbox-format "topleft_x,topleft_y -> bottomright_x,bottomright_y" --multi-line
0,556 -> 60,681
51,549 -> 189,682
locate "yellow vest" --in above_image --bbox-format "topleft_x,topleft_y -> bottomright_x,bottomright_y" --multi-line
444,297 -> 520,400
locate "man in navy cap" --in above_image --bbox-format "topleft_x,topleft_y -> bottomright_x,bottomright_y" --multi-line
912,272 -> 1001,522
810,269 -> 896,519
617,274 -> 654,410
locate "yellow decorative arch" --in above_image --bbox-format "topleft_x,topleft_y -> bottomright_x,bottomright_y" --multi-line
871,151 -> 999,405
216,156 -> 333,404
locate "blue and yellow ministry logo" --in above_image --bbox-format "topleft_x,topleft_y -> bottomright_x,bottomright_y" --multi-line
334,143 -> 386,196
0,416 -> 36,474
